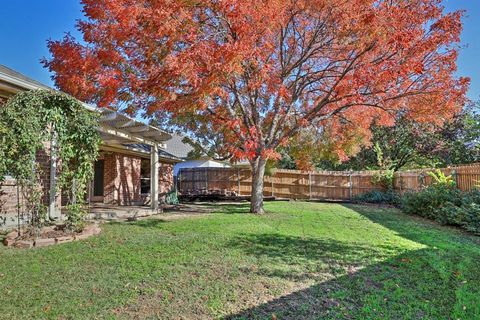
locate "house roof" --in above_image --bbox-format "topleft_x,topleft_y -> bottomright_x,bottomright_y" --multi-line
164,133 -> 251,167
0,65 -> 50,92
0,64 -> 171,146
164,133 -> 195,159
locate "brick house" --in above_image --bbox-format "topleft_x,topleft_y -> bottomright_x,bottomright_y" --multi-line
0,65 -> 181,228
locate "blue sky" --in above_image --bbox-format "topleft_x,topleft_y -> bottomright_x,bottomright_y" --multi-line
0,0 -> 479,100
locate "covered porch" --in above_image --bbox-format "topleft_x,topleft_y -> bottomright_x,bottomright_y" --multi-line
50,108 -> 181,220
0,64 -> 180,229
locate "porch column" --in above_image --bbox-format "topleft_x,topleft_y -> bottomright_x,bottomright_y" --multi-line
49,133 -> 60,219
150,143 -> 159,210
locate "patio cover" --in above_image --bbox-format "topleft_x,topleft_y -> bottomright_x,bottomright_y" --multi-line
0,64 -> 172,214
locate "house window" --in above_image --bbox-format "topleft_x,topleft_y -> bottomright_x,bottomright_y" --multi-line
140,159 -> 151,194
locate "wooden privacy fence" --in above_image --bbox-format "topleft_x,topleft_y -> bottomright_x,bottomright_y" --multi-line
177,163 -> 480,201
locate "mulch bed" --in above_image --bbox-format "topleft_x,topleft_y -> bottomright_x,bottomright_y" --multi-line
3,223 -> 101,248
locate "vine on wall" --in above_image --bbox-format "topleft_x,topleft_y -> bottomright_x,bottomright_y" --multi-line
0,90 -> 100,231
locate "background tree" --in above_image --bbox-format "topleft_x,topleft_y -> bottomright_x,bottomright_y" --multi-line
285,102 -> 479,172
44,0 -> 468,213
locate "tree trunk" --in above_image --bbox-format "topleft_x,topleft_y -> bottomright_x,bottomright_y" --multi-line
250,157 -> 267,214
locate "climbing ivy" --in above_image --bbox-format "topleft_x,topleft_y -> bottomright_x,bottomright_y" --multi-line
0,90 -> 100,231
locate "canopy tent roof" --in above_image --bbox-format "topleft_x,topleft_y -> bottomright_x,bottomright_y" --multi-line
0,64 -> 171,147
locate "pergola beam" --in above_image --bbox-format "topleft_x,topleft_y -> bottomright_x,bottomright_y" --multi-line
118,119 -> 136,128
98,126 -> 155,146
99,112 -> 118,122
126,125 -> 150,133
142,130 -> 163,138
97,108 -> 171,145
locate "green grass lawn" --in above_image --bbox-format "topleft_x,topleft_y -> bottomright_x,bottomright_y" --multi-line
1,202 -> 479,319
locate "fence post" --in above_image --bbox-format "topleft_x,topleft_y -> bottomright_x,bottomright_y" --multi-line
271,176 -> 274,197
398,173 -> 402,193
205,168 -> 208,191
418,172 -> 425,189
349,172 -> 353,199
452,170 -> 458,188
309,172 -> 312,200
237,168 -> 241,195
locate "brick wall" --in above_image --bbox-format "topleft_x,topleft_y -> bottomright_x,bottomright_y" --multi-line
1,147 -> 61,228
0,97 -> 61,228
104,153 -> 143,205
102,152 -> 174,205
159,163 -> 174,195
103,153 -> 117,204
1,145 -> 175,227
103,152 -> 141,205
0,178 -> 25,228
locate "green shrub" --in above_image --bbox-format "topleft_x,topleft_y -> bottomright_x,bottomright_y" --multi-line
354,190 -> 400,206
459,190 -> 480,234
458,203 -> 480,234
434,202 -> 463,226
65,204 -> 87,232
371,169 -> 395,190
463,190 -> 480,204
401,187 -> 480,235
428,169 -> 456,189
401,186 -> 462,219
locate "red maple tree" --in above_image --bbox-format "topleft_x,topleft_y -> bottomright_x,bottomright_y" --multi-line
44,0 -> 468,213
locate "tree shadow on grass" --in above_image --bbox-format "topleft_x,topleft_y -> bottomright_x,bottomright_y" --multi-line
224,247 -> 470,320
206,202 -> 251,214
164,202 -> 251,215
228,233 -> 402,282
108,218 -> 169,229
224,205 -> 480,319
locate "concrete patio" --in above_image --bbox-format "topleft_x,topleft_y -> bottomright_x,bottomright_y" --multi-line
86,202 -> 216,222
